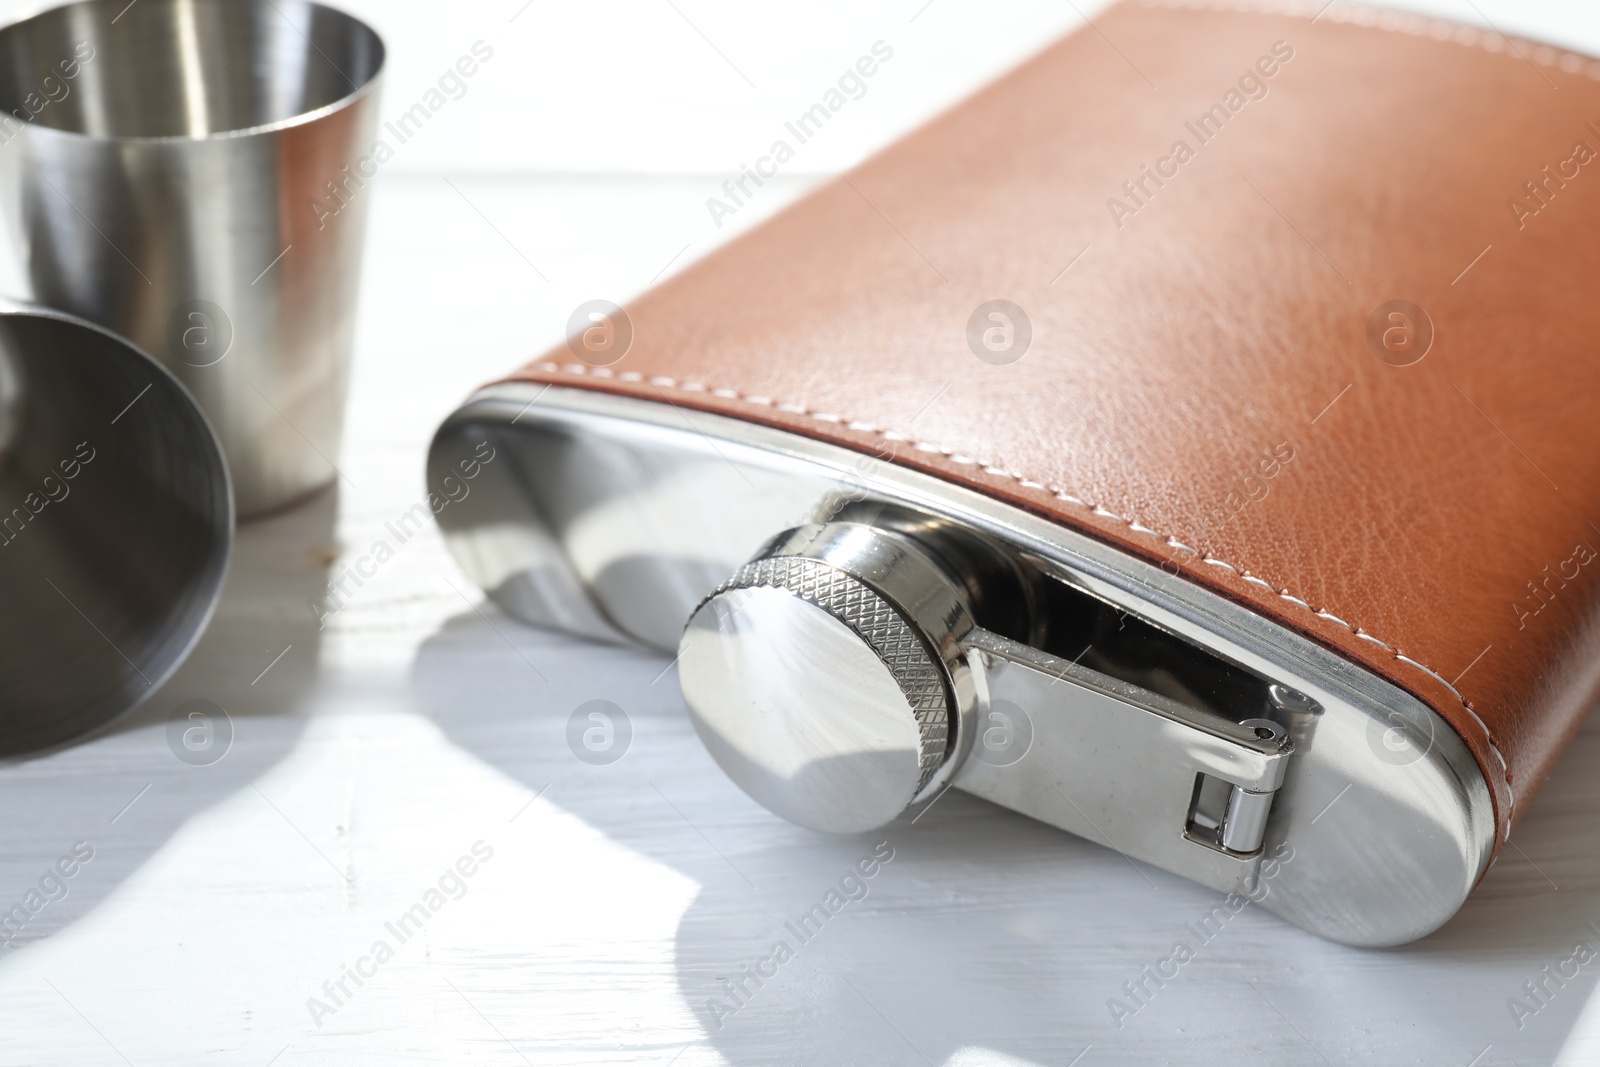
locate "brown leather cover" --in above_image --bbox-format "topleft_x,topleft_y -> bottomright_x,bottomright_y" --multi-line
502,0 -> 1600,856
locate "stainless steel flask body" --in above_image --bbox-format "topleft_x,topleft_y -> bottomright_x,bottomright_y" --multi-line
0,0 -> 384,516
429,384 -> 1494,948
0,302 -> 231,755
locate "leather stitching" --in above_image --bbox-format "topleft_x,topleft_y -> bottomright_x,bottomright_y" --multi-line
525,361 -> 1518,828
1139,0 -> 1600,85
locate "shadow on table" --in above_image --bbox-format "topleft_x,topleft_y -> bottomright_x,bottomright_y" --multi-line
0,486 -> 337,961
413,604 -> 1600,1067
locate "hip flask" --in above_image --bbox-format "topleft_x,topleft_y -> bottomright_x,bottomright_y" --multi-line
429,0 -> 1600,945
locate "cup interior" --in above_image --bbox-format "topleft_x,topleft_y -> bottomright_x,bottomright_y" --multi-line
0,311 -> 231,755
0,0 -> 382,139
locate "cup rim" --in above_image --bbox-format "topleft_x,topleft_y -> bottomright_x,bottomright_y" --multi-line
0,0 -> 386,145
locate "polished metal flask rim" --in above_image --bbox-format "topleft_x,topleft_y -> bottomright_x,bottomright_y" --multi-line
429,383 -> 1497,947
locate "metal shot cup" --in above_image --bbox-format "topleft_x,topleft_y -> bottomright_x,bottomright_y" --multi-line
0,0 -> 385,516
0,301 -> 231,756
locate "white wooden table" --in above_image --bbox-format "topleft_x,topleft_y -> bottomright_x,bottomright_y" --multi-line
3,1 -> 1600,1063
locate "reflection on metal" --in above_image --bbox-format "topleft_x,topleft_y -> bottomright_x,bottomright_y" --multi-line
681,523 -> 976,835
0,336 -> 20,460
0,302 -> 232,756
963,629 -> 1289,896
0,0 -> 385,515
430,382 -> 1494,947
